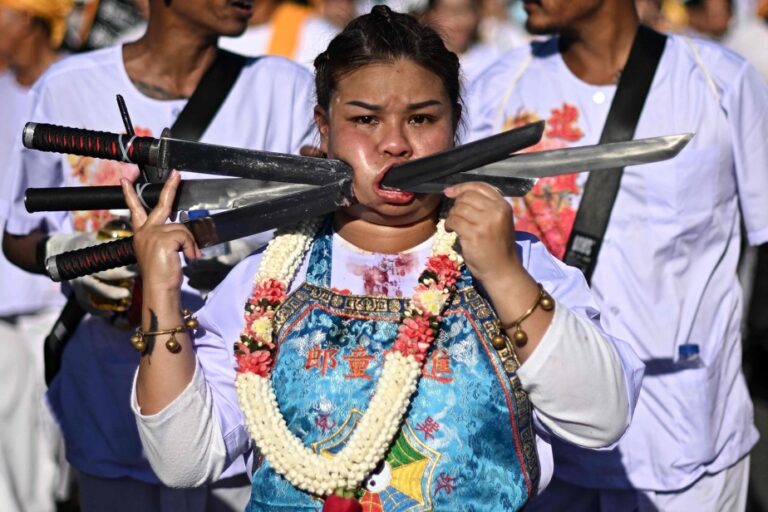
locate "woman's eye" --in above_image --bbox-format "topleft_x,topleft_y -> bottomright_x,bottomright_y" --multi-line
410,114 -> 433,125
353,116 -> 377,125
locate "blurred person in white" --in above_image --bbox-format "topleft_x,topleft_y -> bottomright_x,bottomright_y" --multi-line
1,0 -> 317,509
422,0 -> 502,85
468,0 -> 768,508
723,0 -> 768,81
0,1 -> 74,510
219,0 -> 338,70
478,0 -> 530,51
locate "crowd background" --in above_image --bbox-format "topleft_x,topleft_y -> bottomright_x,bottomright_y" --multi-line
0,0 -> 766,510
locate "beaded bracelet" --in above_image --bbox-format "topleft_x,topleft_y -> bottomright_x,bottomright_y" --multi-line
499,283 -> 555,348
130,309 -> 199,354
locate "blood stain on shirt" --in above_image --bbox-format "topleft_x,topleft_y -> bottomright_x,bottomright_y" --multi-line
348,254 -> 418,297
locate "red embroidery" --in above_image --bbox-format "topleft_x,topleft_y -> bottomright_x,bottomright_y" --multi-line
434,473 -> 457,496
546,103 -> 584,142
343,346 -> 375,380
416,416 -> 441,440
315,413 -> 336,434
305,345 -> 338,376
422,349 -> 453,383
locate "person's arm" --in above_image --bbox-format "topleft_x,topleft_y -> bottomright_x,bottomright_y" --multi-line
132,231 -> 266,486
2,229 -> 47,274
444,182 -> 553,364
443,182 -> 641,446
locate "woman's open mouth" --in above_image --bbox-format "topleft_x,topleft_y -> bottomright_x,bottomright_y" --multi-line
374,166 -> 415,204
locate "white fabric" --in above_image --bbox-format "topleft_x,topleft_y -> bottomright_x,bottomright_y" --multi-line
468,34 -> 768,491
5,45 -> 316,492
132,229 -> 643,491
460,42 -> 502,86
0,71 -> 64,317
219,16 -> 338,71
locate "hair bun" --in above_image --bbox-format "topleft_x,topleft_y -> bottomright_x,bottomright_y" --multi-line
371,4 -> 393,22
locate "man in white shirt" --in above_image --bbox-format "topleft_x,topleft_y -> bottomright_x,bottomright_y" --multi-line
2,0 -> 316,510
468,0 -> 768,509
0,1 -> 74,510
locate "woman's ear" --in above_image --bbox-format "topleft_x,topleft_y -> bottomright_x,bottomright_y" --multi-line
314,105 -> 330,155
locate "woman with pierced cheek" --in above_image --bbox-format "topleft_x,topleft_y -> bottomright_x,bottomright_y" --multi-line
127,6 -> 642,511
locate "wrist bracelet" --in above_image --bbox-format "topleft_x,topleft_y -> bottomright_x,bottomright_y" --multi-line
130,309 -> 199,354
499,283 -> 555,348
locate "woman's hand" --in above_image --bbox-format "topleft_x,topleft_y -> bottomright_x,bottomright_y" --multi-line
121,171 -> 201,295
443,182 -> 522,283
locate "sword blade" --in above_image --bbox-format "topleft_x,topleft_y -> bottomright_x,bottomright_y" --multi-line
186,179 -> 351,247
404,134 -> 693,193
380,121 -> 544,189
157,138 -> 351,184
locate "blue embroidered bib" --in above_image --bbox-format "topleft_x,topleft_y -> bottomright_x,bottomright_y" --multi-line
246,225 -> 539,511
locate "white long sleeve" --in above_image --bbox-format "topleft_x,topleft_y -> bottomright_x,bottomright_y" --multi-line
517,301 -> 630,448
132,363 -> 229,487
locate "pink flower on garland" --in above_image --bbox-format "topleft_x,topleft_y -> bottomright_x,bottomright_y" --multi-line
425,255 -> 461,288
249,278 -> 287,307
235,344 -> 274,377
393,315 -> 436,362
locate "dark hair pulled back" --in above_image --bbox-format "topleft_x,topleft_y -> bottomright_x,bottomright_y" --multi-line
314,5 -> 462,126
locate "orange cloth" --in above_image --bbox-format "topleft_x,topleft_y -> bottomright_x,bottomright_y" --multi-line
267,2 -> 312,59
758,0 -> 768,19
0,0 -> 74,47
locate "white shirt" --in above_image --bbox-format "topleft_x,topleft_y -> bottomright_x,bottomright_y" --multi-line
132,231 -> 644,493
220,16 -> 338,71
5,46 -> 317,483
0,72 -> 63,316
468,34 -> 768,491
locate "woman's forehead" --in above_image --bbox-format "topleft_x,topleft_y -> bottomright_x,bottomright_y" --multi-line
332,59 -> 449,107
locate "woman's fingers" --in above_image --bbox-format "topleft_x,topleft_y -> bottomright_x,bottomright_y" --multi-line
121,178 -> 148,228
146,171 -> 182,225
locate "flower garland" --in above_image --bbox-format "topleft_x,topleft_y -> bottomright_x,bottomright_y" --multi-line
234,216 -> 463,506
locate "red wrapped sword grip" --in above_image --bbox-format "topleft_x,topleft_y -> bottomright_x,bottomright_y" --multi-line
23,122 -> 155,165
47,237 -> 137,282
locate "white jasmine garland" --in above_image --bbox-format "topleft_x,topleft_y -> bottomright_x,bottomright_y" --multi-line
235,217 -> 461,497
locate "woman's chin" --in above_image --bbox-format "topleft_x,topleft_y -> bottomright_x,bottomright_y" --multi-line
339,197 -> 441,227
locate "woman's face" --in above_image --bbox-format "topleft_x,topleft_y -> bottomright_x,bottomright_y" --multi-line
316,59 -> 455,227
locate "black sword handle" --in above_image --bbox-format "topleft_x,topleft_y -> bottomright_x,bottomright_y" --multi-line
46,237 -> 137,282
25,184 -> 168,212
23,122 -> 156,165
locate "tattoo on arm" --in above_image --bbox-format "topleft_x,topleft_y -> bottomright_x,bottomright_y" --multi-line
143,309 -> 159,358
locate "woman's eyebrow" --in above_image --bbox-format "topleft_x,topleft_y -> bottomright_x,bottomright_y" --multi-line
344,99 -> 443,110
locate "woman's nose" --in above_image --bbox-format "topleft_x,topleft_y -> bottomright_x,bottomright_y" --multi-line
377,123 -> 412,158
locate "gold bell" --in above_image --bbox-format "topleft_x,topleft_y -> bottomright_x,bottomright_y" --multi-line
512,328 -> 528,347
540,293 -> 555,311
185,317 -> 199,330
130,333 -> 146,353
165,336 -> 182,354
491,334 -> 507,350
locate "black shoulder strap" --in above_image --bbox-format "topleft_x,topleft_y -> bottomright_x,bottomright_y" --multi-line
562,26 -> 667,283
170,49 -> 248,142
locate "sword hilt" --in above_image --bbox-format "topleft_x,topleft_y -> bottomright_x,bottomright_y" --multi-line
23,122 -> 157,165
25,184 -> 168,212
46,237 -> 136,282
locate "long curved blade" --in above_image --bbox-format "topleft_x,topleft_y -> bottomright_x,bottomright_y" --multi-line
406,133 -> 693,193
